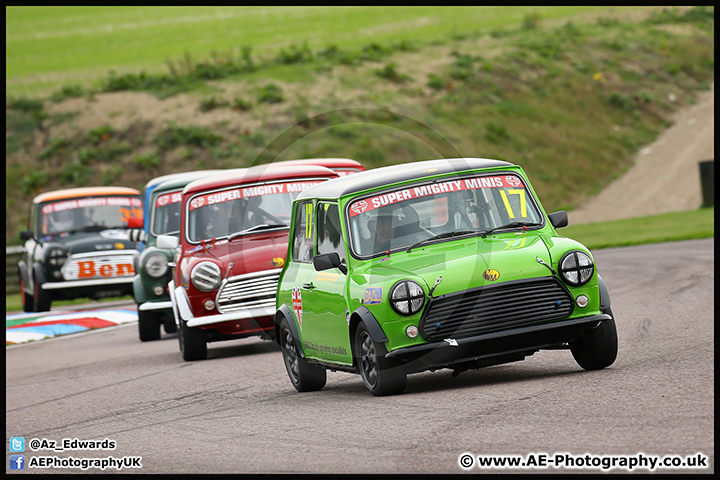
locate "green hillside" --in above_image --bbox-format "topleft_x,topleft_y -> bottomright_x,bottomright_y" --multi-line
5,6 -> 646,98
5,6 -> 714,246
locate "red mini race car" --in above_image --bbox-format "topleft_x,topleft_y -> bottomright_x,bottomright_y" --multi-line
159,164 -> 340,360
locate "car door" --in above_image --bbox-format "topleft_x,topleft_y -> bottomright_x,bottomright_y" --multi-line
300,202 -> 352,365
285,200 -> 314,344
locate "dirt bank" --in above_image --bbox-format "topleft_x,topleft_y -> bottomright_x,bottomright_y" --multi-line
569,83 -> 714,225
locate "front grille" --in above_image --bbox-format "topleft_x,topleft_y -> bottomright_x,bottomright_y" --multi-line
216,268 -> 281,314
419,277 -> 573,341
62,251 -> 138,280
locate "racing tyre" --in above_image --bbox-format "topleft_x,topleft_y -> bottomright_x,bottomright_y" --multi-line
279,318 -> 326,392
162,315 -> 177,334
179,319 -> 207,361
570,308 -> 618,371
138,309 -> 161,342
354,322 -> 406,396
33,278 -> 52,312
20,275 -> 34,312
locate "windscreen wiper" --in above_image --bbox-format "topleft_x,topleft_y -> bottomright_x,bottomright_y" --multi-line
479,221 -> 542,238
406,230 -> 476,253
228,223 -> 287,241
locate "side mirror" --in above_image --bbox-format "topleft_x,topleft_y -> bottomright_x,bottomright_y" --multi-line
157,234 -> 179,250
313,252 -> 347,275
548,210 -> 568,229
127,217 -> 144,229
20,230 -> 33,241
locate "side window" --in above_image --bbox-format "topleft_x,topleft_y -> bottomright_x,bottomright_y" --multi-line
316,203 -> 345,262
31,204 -> 40,235
292,201 -> 314,263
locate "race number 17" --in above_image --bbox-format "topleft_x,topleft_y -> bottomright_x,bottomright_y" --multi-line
499,189 -> 527,219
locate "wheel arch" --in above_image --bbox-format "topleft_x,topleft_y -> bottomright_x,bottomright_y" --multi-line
31,263 -> 47,288
349,306 -> 389,343
598,274 -> 611,310
274,304 -> 306,359
349,306 -> 390,366
18,260 -> 28,286
132,274 -> 146,304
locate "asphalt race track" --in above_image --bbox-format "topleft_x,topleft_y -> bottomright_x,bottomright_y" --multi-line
6,239 -> 714,474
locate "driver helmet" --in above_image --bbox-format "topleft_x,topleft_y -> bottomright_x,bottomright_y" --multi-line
49,209 -> 75,231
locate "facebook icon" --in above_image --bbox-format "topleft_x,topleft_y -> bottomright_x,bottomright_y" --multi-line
10,455 -> 25,470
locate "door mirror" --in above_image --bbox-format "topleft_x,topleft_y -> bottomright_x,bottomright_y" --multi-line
127,216 -> 144,229
20,230 -> 33,241
313,252 -> 347,275
548,210 -> 568,229
157,234 -> 179,250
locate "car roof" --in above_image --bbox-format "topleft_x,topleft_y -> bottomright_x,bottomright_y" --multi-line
32,186 -> 141,204
296,158 -> 515,200
151,170 -> 230,194
183,165 -> 339,194
143,170 -> 224,191
259,158 -> 365,172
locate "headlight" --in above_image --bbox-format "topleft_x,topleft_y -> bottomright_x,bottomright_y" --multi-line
559,250 -> 594,286
191,262 -> 222,292
46,247 -> 68,267
390,280 -> 425,316
144,253 -> 169,278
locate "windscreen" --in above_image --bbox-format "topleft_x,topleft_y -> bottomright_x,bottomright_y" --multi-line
346,173 -> 543,256
186,180 -> 326,243
39,196 -> 143,235
152,190 -> 183,236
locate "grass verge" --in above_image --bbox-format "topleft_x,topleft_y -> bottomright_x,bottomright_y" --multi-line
6,295 -> 133,318
562,207 -> 714,250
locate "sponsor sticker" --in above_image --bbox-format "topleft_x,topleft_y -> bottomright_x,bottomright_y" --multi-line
292,287 -> 303,328
42,197 -> 141,214
156,191 -> 182,207
317,272 -> 339,281
190,197 -> 205,210
364,287 -> 383,305
189,181 -> 324,211
506,175 -> 523,188
347,175 -> 525,217
350,200 -> 368,215
483,269 -> 500,281
76,260 -> 135,278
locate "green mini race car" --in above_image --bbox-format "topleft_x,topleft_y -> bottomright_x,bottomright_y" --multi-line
274,158 -> 617,396
130,170 -> 222,342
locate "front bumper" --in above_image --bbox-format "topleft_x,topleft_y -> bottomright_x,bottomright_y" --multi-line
173,284 -> 275,328
138,300 -> 172,312
41,277 -> 135,290
386,313 -> 611,374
